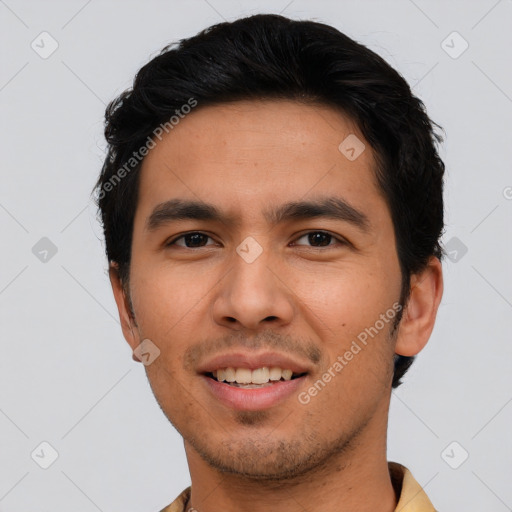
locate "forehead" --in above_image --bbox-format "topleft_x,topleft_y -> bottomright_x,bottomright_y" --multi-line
135,99 -> 385,227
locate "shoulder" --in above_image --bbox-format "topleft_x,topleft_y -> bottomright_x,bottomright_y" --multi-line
389,461 -> 437,512
158,486 -> 191,512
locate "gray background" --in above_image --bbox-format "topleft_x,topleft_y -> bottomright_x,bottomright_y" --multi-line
1,0 -> 511,510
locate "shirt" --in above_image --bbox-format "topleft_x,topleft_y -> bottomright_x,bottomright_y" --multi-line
158,461 -> 437,512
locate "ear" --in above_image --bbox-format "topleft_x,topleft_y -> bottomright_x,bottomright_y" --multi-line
109,263 -> 141,363
394,256 -> 443,357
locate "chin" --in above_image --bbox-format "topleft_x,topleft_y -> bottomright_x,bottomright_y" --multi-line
188,433 -> 354,483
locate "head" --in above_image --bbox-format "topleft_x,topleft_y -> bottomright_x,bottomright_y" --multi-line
94,14 -> 444,479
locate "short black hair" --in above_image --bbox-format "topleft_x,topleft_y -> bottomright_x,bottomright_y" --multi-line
94,13 -> 445,388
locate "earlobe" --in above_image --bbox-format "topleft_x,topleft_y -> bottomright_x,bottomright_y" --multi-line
394,256 -> 444,357
108,263 -> 141,362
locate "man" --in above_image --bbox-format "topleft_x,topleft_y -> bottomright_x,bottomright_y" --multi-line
94,13 -> 444,512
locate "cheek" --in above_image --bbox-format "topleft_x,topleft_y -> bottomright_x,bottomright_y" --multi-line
292,265 -> 399,392
291,264 -> 394,338
129,259 -> 215,331
143,360 -> 200,431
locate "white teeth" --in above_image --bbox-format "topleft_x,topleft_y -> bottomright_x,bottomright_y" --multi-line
269,367 -> 282,381
282,369 -> 293,381
251,367 -> 269,384
212,366 -> 298,384
235,368 -> 252,384
224,367 -> 236,382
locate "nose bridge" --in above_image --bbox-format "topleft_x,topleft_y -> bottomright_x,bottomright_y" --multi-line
231,236 -> 275,301
213,236 -> 294,330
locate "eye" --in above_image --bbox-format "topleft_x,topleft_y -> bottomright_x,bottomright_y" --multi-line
166,232 -> 217,248
165,230 -> 347,250
292,231 -> 347,249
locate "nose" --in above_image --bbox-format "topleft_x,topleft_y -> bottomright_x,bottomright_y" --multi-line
211,243 -> 295,332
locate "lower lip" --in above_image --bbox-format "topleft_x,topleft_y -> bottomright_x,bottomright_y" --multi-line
202,375 -> 307,411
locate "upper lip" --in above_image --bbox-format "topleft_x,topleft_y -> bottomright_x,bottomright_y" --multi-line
197,351 -> 311,375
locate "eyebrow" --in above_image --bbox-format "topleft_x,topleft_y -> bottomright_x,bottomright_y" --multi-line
146,196 -> 371,233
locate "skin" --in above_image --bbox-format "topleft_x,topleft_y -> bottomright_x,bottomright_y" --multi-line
110,99 -> 443,512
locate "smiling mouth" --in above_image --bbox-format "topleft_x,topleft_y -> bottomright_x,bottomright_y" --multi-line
205,367 -> 307,388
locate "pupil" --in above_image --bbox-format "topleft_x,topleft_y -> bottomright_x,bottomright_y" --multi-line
309,232 -> 330,246
186,233 -> 207,247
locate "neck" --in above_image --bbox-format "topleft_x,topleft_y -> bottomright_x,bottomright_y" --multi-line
184,412 -> 398,512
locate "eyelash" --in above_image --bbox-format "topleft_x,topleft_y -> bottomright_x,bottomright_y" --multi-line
166,231 -> 348,250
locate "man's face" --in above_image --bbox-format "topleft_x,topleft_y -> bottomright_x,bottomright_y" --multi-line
122,100 -> 403,478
